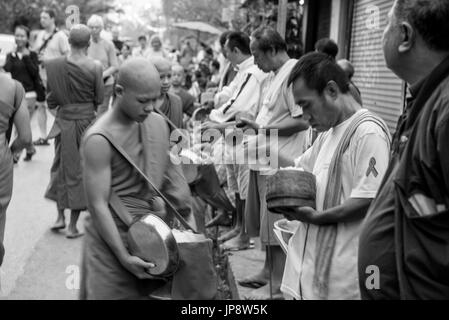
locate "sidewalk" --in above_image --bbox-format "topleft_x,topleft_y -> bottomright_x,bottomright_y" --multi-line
225,238 -> 265,300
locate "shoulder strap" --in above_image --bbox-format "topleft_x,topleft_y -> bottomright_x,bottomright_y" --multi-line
222,73 -> 252,115
38,29 -> 58,55
94,132 -> 198,233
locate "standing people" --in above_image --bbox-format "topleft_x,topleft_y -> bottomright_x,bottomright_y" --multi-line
278,53 -> 390,300
33,8 -> 70,146
80,57 -> 195,299
237,27 -> 310,299
87,15 -> 119,116
202,31 -> 269,251
133,35 -> 151,58
359,0 -> 449,299
44,25 -> 104,238
0,75 -> 32,266
4,25 -> 46,162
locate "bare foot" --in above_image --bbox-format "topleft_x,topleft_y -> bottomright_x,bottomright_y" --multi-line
244,283 -> 284,300
50,219 -> 66,231
218,227 -> 240,242
66,227 -> 84,239
238,270 -> 270,289
220,234 -> 253,252
205,210 -> 232,228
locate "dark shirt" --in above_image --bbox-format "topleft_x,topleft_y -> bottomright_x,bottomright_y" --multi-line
4,51 -> 45,101
112,40 -> 124,55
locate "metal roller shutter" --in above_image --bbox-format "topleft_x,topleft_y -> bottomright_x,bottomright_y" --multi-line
349,0 -> 405,132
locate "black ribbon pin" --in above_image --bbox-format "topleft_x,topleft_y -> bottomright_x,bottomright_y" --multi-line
366,157 -> 378,177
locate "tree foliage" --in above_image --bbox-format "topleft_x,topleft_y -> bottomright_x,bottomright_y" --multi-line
0,0 -> 117,33
162,0 -> 225,27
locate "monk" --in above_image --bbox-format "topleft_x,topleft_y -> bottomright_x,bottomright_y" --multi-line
80,57 -> 195,299
44,25 -> 104,238
149,57 -> 184,129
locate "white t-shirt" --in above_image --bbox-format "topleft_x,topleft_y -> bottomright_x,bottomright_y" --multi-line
281,109 -> 390,300
34,29 -> 70,83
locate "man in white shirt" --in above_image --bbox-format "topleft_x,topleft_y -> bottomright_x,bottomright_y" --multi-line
201,31 -> 268,251
237,27 -> 310,300
33,8 -> 70,145
132,35 -> 151,59
277,53 -> 391,300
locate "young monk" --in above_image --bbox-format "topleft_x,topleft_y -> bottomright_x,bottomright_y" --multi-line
80,57 -> 195,299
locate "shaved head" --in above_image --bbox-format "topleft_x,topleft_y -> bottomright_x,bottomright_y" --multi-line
116,57 -> 161,93
172,64 -> 184,74
149,57 -> 172,74
337,59 -> 355,80
69,24 -> 91,49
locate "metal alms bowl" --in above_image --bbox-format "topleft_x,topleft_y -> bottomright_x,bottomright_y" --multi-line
127,214 -> 180,277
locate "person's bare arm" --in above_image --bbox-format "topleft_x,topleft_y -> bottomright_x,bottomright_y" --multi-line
82,135 -> 157,279
10,97 -> 31,154
239,116 -> 309,137
282,198 -> 373,225
103,42 -> 119,80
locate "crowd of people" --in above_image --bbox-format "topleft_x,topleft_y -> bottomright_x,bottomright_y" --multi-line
0,0 -> 448,300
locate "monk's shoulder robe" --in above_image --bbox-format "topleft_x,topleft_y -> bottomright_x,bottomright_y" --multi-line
44,56 -> 103,210
359,56 -> 449,300
159,92 -> 184,129
79,112 -> 192,300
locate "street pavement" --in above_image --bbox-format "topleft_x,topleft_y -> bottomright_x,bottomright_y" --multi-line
0,112 -> 84,300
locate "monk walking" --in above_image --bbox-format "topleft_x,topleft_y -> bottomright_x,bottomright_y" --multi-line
44,25 -> 104,238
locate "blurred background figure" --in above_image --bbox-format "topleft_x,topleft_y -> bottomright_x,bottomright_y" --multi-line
4,24 -> 45,162
170,64 -> 196,119
338,58 -> 362,105
315,38 -> 338,60
132,35 -> 151,58
111,26 -> 123,57
148,34 -> 168,59
87,14 -> 118,116
118,43 -> 132,65
33,8 -> 70,146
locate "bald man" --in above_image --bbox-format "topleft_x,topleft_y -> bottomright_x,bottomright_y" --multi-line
44,24 -> 104,238
80,57 -> 195,299
149,57 -> 184,129
337,59 -> 363,105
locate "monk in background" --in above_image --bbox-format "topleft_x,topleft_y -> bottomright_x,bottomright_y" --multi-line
44,25 -> 104,238
149,57 -> 184,130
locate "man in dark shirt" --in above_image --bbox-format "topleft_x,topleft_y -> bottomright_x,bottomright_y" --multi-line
358,0 -> 449,299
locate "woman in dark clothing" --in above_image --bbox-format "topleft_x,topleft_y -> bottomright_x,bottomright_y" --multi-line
4,25 -> 46,162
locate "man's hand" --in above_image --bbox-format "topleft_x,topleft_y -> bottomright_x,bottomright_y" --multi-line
237,117 -> 260,131
283,206 -> 323,225
120,255 -> 163,280
201,121 -> 219,132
